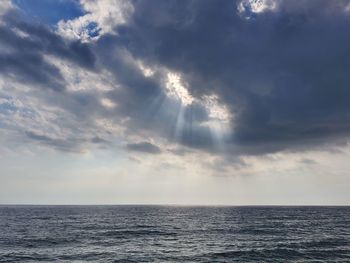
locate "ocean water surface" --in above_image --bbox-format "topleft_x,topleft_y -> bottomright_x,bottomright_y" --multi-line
0,206 -> 349,262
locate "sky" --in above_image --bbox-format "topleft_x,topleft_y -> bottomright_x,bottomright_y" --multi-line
0,0 -> 350,205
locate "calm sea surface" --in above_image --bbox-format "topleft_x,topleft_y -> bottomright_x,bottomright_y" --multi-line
0,206 -> 349,262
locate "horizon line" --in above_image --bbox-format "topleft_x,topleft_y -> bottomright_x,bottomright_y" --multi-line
1,204 -> 349,207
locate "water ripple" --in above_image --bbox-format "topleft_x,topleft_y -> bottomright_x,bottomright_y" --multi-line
0,206 -> 349,262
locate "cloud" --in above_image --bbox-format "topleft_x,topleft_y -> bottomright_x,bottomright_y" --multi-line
299,158 -> 317,165
25,130 -> 84,152
0,10 -> 95,92
57,0 -> 133,41
105,0 -> 350,155
238,0 -> 278,16
126,142 -> 161,154
91,136 -> 108,144
2,0 -> 350,162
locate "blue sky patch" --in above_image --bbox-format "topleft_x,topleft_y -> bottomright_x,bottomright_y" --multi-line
12,0 -> 85,25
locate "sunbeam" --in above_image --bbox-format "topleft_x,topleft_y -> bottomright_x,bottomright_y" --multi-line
162,71 -> 233,151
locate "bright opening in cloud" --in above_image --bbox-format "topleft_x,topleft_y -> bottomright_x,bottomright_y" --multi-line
203,94 -> 231,124
138,61 -> 155,77
165,72 -> 194,106
201,94 -> 232,146
100,98 -> 116,109
238,0 -> 278,17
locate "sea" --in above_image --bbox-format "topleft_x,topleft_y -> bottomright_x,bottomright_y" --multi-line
0,206 -> 349,262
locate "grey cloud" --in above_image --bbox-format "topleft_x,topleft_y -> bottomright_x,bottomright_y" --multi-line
5,12 -> 96,69
103,0 -> 350,155
299,158 -> 318,165
25,130 -> 111,153
0,30 -> 66,92
4,0 -> 350,159
94,37 -> 212,149
126,142 -> 161,154
167,147 -> 193,156
0,10 -> 95,92
91,136 -> 109,144
25,130 -> 84,153
0,1 -> 218,155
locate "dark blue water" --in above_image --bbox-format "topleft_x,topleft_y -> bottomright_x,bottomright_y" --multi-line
0,206 -> 349,262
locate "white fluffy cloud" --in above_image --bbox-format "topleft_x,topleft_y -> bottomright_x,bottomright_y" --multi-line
57,0 -> 133,41
0,0 -> 13,16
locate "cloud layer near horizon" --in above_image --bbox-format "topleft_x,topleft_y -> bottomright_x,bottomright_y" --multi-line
2,0 -> 350,159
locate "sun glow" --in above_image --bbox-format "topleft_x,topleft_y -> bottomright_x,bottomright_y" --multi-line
100,98 -> 116,109
138,61 -> 155,77
238,0 -> 278,16
166,73 -> 194,106
201,95 -> 232,149
164,71 -> 232,148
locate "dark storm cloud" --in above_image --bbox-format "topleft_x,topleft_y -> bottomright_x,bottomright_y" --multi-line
94,35 -> 212,149
104,0 -> 350,155
4,0 -> 350,157
0,9 -> 95,91
126,142 -> 162,154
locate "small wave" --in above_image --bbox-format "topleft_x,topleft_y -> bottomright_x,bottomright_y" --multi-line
99,229 -> 177,238
208,248 -> 305,260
